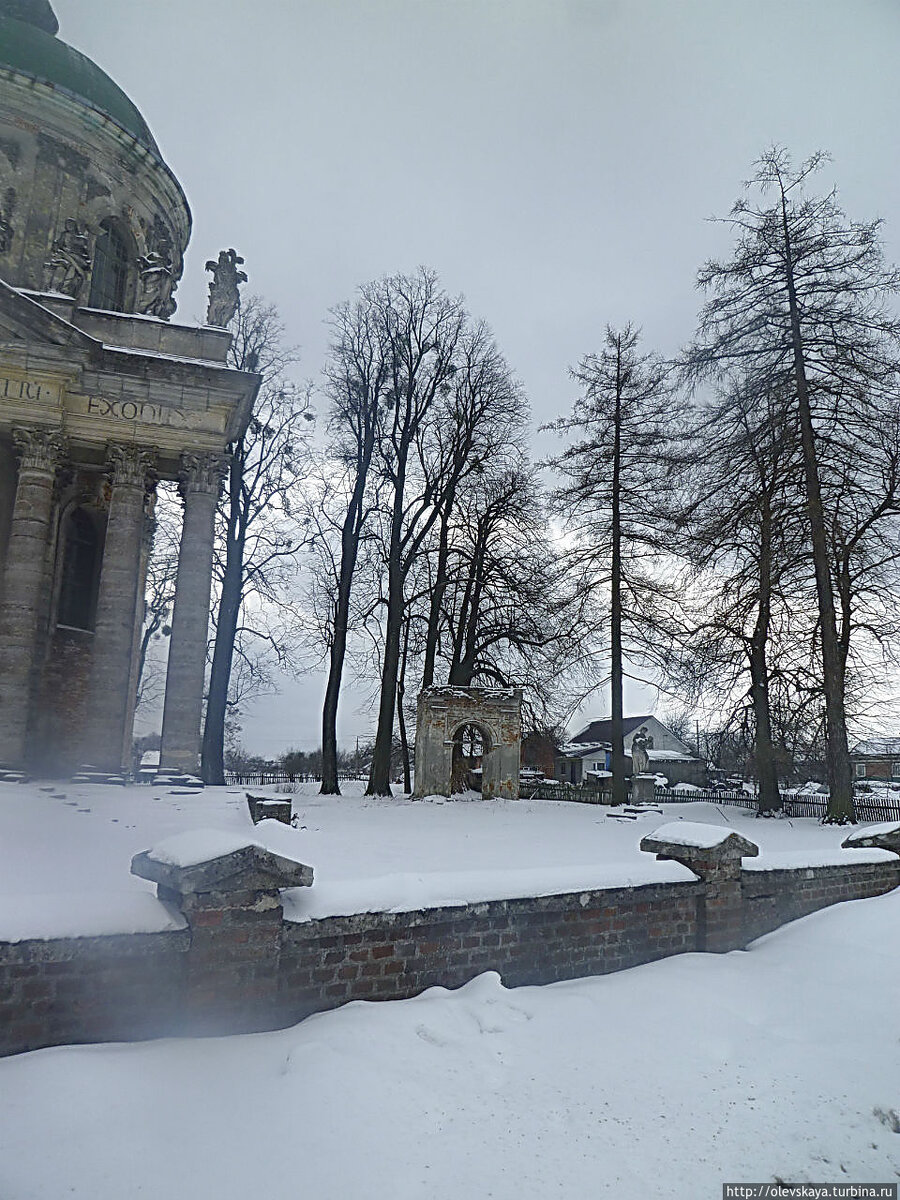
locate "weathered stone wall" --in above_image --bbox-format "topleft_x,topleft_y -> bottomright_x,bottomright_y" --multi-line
741,861 -> 899,943
0,845 -> 897,1058
277,883 -> 702,1024
414,686 -> 523,799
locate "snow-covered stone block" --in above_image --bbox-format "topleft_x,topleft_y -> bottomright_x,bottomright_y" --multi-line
842,821 -> 900,856
246,793 -> 293,825
641,822 -> 759,860
130,828 -> 313,895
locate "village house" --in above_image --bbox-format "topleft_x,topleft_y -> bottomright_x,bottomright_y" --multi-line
850,738 -> 900,784
555,714 -> 707,788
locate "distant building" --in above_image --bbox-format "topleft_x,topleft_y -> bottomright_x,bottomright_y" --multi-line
850,738 -> 900,783
555,714 -> 706,787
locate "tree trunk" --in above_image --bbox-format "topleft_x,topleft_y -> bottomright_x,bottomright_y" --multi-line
366,566 -> 403,795
201,455 -> 245,786
320,462 -> 371,795
422,496 -> 454,688
201,552 -> 241,784
610,341 -> 626,807
748,502 -> 781,814
397,616 -> 412,793
367,480 -> 406,795
780,195 -> 854,823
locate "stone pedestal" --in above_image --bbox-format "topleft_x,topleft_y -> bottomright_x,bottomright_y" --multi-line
640,823 -> 760,953
84,445 -> 155,773
0,428 -> 64,766
630,774 -> 657,804
131,831 -> 313,1033
159,453 -> 226,776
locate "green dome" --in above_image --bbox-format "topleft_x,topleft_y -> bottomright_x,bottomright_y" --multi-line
0,13 -> 160,154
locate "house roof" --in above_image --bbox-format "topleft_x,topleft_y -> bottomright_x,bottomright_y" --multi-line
851,738 -> 900,757
557,742 -> 609,759
570,715 -> 657,744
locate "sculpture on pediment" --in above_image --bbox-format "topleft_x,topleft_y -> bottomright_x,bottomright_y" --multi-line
204,248 -> 246,327
44,218 -> 91,297
137,250 -> 176,319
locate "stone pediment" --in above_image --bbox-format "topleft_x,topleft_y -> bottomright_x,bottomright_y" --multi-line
0,280 -> 258,473
0,279 -> 101,353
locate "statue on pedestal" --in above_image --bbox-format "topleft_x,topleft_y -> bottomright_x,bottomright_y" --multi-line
631,726 -> 653,775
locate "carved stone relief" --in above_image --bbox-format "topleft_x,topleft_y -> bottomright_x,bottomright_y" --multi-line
43,218 -> 91,297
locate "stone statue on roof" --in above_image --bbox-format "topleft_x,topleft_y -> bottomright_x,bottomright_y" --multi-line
204,248 -> 247,328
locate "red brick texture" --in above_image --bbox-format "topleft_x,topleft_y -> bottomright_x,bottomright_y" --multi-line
1,858 -> 897,1057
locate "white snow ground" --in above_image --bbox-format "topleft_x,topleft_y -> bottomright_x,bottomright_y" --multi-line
0,780 -> 892,938
0,886 -> 897,1199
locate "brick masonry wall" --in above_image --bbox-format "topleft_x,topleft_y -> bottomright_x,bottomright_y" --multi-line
741,859 -> 900,943
277,881 -> 704,1024
0,859 -> 897,1057
0,929 -> 188,1056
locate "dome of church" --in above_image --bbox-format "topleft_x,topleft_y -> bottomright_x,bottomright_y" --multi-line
0,9 -> 159,155
0,0 -> 191,317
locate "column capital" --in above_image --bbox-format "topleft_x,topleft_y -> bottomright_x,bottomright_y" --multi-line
12,426 -> 67,473
178,451 -> 230,498
106,443 -> 158,490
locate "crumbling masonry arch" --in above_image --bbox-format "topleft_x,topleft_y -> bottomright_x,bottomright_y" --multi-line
413,686 -> 523,799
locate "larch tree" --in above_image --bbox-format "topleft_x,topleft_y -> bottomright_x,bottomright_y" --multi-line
546,324 -> 684,807
684,148 -> 900,822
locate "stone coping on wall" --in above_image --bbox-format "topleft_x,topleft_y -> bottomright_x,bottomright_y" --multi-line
0,890 -> 186,943
742,847 -> 896,871
281,878 -> 706,941
279,858 -> 697,924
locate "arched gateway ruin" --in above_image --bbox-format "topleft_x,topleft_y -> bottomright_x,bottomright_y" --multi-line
413,686 -> 523,800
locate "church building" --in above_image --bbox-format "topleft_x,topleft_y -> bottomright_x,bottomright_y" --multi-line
0,0 -> 258,777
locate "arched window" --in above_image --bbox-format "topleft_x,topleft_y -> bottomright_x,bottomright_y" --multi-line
57,507 -> 101,631
88,219 -> 131,312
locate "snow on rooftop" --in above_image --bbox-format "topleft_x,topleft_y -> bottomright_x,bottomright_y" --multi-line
851,737 -> 900,756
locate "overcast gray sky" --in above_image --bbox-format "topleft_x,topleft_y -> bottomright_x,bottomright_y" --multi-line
60,0 -> 900,755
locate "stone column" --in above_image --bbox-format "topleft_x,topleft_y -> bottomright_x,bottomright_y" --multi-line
159,452 -> 227,776
84,444 -> 156,773
0,427 -> 65,767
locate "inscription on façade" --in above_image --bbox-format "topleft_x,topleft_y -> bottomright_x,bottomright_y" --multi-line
82,396 -> 189,427
0,376 -> 47,401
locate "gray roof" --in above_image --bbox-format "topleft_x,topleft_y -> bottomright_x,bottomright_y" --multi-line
851,738 -> 900,757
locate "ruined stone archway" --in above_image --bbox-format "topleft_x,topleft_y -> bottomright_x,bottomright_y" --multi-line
413,686 -> 523,799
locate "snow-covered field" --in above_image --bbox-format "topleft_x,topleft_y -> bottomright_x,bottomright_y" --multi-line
0,886 -> 897,1199
0,779 -> 891,939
